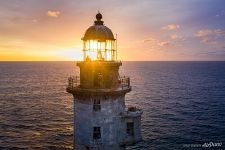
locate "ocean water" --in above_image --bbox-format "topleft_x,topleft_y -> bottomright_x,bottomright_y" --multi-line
0,61 -> 225,150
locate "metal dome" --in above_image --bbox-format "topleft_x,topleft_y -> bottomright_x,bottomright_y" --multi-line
82,13 -> 115,41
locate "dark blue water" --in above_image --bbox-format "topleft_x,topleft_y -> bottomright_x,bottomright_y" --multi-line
0,62 -> 225,150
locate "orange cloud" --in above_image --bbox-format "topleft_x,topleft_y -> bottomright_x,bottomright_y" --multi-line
171,34 -> 179,39
162,24 -> 180,30
143,37 -> 158,43
158,41 -> 169,46
143,37 -> 169,47
170,34 -> 184,41
195,29 -> 225,44
47,10 -> 60,18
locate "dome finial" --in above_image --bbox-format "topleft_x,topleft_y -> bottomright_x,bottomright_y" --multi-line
96,11 -> 102,21
95,11 -> 103,25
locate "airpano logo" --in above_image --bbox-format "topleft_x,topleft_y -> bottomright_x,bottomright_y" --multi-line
182,142 -> 222,148
202,142 -> 222,148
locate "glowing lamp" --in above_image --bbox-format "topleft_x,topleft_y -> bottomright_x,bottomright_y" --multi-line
82,12 -> 117,61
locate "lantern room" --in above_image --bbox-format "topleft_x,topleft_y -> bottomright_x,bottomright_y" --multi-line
82,12 -> 117,61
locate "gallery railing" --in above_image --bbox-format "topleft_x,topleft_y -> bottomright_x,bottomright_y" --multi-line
67,76 -> 80,89
67,75 -> 130,89
119,76 -> 130,89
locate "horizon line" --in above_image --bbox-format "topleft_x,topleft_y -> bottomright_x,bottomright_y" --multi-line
1,60 -> 225,62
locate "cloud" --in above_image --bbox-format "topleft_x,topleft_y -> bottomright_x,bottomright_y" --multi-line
196,50 -> 225,55
158,41 -> 169,46
47,11 -> 60,18
195,29 -> 225,44
214,29 -> 225,36
143,38 -> 157,43
170,34 -> 183,40
143,37 -> 169,47
216,10 -> 225,17
0,44 -> 23,49
170,34 -> 185,45
162,24 -> 180,30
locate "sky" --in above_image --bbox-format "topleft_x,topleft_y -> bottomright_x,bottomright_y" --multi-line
0,0 -> 225,61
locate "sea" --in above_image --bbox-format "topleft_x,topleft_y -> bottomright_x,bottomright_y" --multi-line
0,61 -> 225,150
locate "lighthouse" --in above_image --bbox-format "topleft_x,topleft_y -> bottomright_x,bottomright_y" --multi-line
67,13 -> 142,150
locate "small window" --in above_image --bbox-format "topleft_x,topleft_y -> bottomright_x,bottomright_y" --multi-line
93,127 -> 101,139
93,99 -> 101,111
126,122 -> 134,136
94,72 -> 102,87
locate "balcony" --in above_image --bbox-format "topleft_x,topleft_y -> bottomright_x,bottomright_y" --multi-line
67,76 -> 80,89
119,76 -> 130,89
67,75 -> 130,90
124,106 -> 143,118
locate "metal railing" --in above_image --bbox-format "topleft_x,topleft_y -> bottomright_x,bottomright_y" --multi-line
67,75 -> 130,89
119,76 -> 130,89
67,76 -> 80,89
125,106 -> 143,117
127,106 -> 141,112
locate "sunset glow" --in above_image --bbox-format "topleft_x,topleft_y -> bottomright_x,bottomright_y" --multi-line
0,0 -> 225,61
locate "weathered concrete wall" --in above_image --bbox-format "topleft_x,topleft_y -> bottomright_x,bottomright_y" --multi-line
74,94 -> 127,149
70,61 -> 142,150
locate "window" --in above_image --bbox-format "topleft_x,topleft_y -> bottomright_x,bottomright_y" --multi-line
83,39 -> 116,61
94,72 -> 102,87
93,99 -> 101,111
126,122 -> 134,136
93,127 -> 101,139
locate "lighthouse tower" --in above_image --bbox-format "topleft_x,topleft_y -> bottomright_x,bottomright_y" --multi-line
67,13 -> 142,150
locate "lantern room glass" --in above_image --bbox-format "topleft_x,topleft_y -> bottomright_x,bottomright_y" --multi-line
83,39 -> 116,61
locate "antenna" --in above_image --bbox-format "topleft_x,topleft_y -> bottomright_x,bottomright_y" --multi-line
116,34 -> 118,60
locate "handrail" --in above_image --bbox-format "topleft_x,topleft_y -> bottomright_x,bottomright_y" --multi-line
127,106 -> 142,112
119,76 -> 130,89
67,75 -> 130,89
68,76 -> 80,89
125,106 -> 143,117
